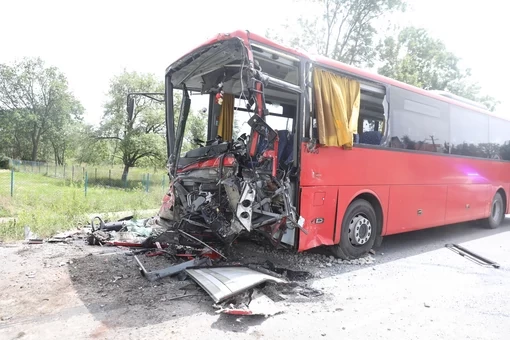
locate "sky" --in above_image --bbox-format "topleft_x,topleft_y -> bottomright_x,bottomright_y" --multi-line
1,0 -> 507,126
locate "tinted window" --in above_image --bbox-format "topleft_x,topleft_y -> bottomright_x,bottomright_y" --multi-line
449,106 -> 490,158
389,86 -> 449,153
489,116 -> 510,160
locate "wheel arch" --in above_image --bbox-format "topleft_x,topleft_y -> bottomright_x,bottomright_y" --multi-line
495,187 -> 508,214
348,191 -> 384,239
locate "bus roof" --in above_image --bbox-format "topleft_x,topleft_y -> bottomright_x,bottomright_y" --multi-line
168,30 -> 507,121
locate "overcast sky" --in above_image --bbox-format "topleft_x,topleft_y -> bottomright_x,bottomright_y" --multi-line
1,0 -> 507,125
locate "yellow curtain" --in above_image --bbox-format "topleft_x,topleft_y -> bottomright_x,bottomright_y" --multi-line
217,93 -> 234,141
312,68 -> 360,148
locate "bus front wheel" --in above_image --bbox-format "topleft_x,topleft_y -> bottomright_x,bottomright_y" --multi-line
331,199 -> 377,260
485,192 -> 505,229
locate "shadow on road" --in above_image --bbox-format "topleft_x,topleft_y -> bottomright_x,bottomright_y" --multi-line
67,252 -> 214,329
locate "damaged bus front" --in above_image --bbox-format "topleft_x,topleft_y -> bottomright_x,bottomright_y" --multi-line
159,33 -> 306,249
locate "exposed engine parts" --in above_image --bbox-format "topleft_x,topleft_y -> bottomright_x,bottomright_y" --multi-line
159,118 -> 304,248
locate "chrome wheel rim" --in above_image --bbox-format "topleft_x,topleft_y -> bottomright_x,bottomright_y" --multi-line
348,214 -> 372,246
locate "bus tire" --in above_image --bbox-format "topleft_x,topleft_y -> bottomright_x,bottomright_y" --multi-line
331,199 -> 377,260
485,192 -> 505,229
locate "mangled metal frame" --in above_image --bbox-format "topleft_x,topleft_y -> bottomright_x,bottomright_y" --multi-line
159,36 -> 307,250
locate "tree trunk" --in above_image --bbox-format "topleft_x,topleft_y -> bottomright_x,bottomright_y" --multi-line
121,163 -> 130,183
31,142 -> 38,162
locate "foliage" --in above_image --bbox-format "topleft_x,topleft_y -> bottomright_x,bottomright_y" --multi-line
267,0 -> 406,67
0,155 -> 10,169
98,70 -> 167,181
377,27 -> 499,111
0,58 -> 83,161
181,109 -> 207,153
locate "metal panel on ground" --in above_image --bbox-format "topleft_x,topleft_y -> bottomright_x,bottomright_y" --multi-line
185,267 -> 287,303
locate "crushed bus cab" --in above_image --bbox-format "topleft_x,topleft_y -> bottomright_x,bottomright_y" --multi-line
155,30 -> 510,260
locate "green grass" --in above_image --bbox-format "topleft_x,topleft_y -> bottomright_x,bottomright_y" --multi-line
0,171 -> 166,241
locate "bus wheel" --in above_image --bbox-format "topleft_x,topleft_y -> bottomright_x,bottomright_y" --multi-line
331,199 -> 377,260
485,192 -> 505,229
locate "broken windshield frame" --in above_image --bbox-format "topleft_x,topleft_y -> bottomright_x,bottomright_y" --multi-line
164,37 -> 304,178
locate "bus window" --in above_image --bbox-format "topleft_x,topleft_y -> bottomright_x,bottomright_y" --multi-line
389,86 -> 449,153
356,87 -> 387,146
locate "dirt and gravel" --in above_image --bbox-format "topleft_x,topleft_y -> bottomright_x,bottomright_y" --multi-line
0,230 -> 375,331
1,220 -> 509,340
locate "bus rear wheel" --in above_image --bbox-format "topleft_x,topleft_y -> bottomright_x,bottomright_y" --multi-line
485,192 -> 505,229
331,199 -> 377,260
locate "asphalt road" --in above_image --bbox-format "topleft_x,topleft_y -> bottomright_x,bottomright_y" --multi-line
1,218 -> 509,339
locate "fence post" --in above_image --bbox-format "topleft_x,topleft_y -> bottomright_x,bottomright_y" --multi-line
109,169 -> 112,186
38,163 -> 41,173
63,165 -> 66,179
46,163 -> 49,175
95,168 -> 97,182
84,171 -> 88,197
146,173 -> 150,193
82,167 -> 85,180
72,166 -> 74,182
54,164 -> 57,177
10,168 -> 14,197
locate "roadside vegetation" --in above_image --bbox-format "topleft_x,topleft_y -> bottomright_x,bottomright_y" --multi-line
0,171 -> 163,240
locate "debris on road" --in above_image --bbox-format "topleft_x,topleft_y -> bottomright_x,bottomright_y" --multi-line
445,243 -> 500,268
185,266 -> 287,304
21,211 -> 376,319
214,288 -> 285,316
134,255 -> 212,282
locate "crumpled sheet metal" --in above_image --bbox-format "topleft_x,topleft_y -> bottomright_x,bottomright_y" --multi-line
185,266 -> 287,303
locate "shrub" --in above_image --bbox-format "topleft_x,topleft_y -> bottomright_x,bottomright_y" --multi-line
0,155 -> 10,169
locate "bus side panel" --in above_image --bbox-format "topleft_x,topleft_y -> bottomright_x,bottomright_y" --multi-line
445,184 -> 491,224
299,144 -> 510,242
333,186 -> 390,244
470,184 -> 492,219
386,185 -> 448,235
298,186 -> 338,251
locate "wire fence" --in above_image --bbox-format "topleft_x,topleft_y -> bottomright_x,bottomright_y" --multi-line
0,160 -> 170,240
7,159 -> 169,195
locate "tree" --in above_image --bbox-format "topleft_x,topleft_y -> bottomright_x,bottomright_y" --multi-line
267,0 -> 406,67
44,98 -> 84,165
99,70 -> 168,182
378,27 -> 499,111
74,124 -> 112,165
0,58 -> 83,161
181,109 -> 207,153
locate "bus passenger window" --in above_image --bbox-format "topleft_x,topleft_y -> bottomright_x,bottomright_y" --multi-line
356,117 -> 384,145
355,87 -> 386,146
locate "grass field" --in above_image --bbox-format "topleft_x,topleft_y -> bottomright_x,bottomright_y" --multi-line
11,162 -> 168,190
0,171 -> 165,240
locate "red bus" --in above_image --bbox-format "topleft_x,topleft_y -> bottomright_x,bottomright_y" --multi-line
157,30 -> 509,259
